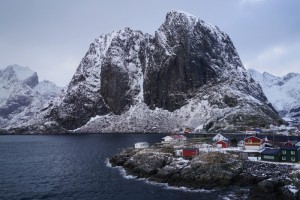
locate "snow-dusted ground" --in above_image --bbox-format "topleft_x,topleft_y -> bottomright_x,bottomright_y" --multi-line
74,84 -> 275,133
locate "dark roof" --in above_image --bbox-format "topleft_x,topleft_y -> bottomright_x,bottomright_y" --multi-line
261,148 -> 281,155
223,134 -> 250,141
183,148 -> 199,151
267,135 -> 300,143
284,140 -> 299,145
280,146 -> 300,151
216,140 -> 229,144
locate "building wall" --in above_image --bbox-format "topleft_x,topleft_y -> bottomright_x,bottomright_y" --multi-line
280,149 -> 299,162
216,141 -> 228,148
261,154 -> 280,162
182,149 -> 199,157
245,145 -> 260,150
135,143 -> 149,148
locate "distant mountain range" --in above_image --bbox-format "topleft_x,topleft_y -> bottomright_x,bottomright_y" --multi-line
248,69 -> 300,120
0,64 -> 62,129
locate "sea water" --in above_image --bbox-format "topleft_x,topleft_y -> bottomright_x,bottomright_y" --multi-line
0,134 -> 235,200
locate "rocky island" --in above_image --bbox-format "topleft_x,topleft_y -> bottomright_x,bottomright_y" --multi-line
110,146 -> 300,200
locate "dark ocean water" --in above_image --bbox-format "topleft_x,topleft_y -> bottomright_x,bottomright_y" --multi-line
0,134 -> 233,200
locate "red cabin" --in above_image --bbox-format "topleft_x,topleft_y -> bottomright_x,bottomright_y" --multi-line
215,140 -> 229,148
244,136 -> 263,150
182,148 -> 199,157
283,140 -> 298,146
244,136 -> 262,145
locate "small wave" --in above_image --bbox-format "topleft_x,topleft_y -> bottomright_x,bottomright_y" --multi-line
106,158 -> 213,193
104,158 -> 112,167
117,167 -> 137,179
105,158 -> 137,179
221,188 -> 249,200
142,179 -> 213,193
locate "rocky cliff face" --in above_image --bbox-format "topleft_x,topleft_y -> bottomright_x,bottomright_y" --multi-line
145,11 -> 243,111
249,69 -> 300,119
34,10 -> 281,133
0,65 -> 62,129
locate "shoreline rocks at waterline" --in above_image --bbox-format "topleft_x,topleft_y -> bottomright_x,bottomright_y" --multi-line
109,147 -> 299,200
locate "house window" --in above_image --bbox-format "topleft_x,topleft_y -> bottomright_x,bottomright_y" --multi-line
282,156 -> 286,161
291,151 -> 295,155
264,155 -> 274,160
291,157 -> 296,162
282,150 -> 286,154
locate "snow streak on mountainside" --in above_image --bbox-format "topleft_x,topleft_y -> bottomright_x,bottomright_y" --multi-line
0,65 -> 62,129
249,69 -> 300,119
20,10 -> 282,134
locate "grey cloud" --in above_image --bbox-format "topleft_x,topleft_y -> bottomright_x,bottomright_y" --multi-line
0,0 -> 299,86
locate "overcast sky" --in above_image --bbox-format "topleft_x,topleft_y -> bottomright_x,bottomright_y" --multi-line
0,0 -> 299,86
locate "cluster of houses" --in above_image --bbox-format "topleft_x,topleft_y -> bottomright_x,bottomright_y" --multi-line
212,133 -> 300,163
134,132 -> 300,163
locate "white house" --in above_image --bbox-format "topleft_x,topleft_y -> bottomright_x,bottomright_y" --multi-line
162,135 -> 187,143
212,133 -> 228,142
237,140 -> 245,148
135,142 -> 149,149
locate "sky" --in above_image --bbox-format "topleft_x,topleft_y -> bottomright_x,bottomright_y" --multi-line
0,0 -> 300,86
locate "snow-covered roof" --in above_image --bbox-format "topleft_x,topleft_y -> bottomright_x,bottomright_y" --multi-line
261,148 -> 281,155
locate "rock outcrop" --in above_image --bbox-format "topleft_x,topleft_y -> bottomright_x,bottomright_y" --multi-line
110,147 -> 299,200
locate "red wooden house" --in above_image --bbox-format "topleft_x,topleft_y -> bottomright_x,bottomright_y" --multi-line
182,148 -> 199,157
283,140 -> 298,146
215,140 -> 229,148
244,136 -> 263,150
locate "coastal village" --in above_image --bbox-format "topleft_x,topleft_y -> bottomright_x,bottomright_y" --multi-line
111,120 -> 300,199
135,120 -> 300,164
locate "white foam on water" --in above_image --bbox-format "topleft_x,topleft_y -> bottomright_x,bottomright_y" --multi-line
106,158 -> 213,193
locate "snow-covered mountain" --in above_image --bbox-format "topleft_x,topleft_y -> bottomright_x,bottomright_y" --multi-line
0,64 -> 62,129
248,69 -> 300,119
16,10 -> 282,134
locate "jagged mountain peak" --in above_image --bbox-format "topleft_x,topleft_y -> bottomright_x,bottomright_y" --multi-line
166,10 -> 222,32
283,72 -> 300,82
5,64 -> 35,81
20,11 -> 282,133
165,10 -> 199,28
262,71 -> 279,81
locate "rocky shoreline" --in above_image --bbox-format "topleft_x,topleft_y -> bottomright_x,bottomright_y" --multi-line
109,147 -> 300,200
